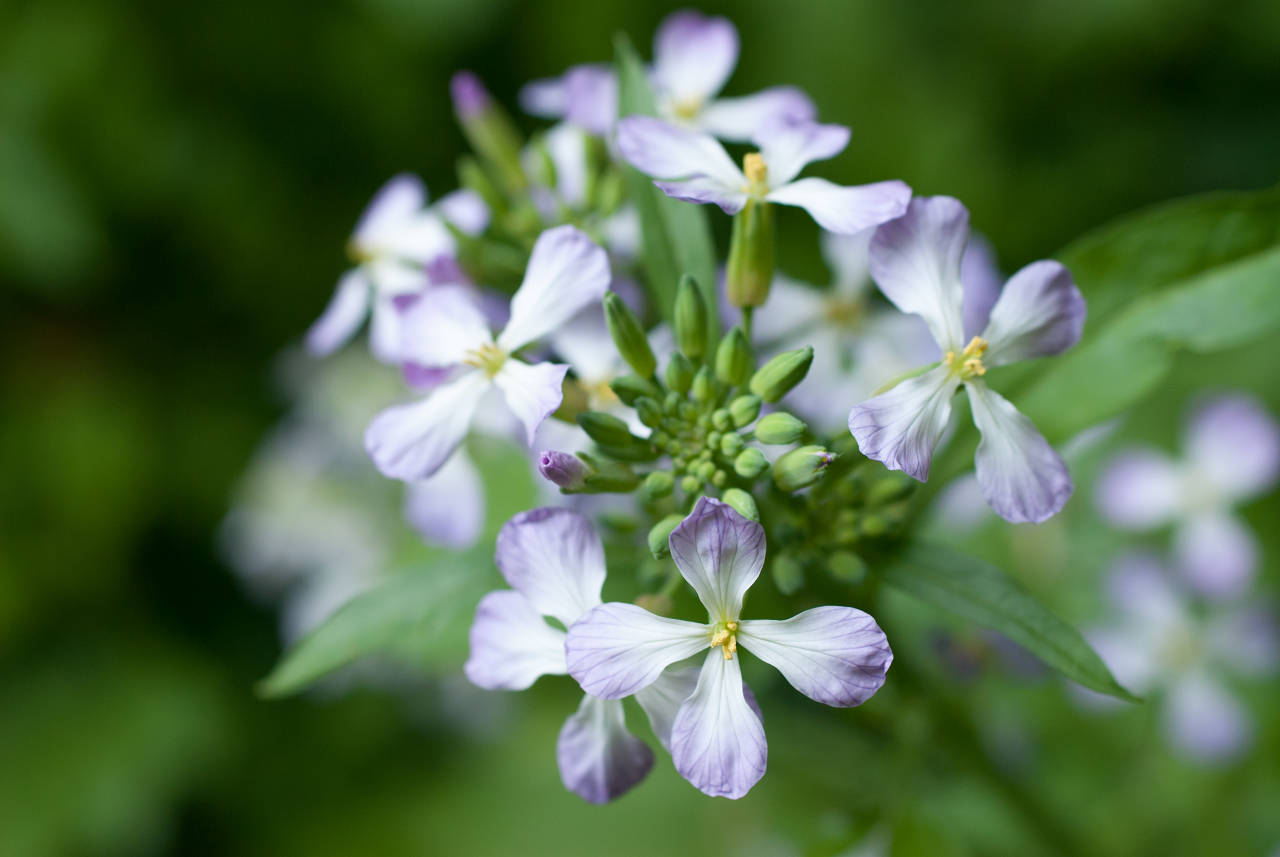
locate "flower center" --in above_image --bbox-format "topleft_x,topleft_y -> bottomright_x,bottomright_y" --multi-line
709,620 -> 739,660
672,96 -> 704,121
743,152 -> 768,195
943,336 -> 988,380
462,342 -> 507,377
824,295 -> 864,328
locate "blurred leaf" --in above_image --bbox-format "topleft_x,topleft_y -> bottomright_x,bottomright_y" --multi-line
613,33 -> 718,332
873,542 -> 1137,702
258,548 -> 493,697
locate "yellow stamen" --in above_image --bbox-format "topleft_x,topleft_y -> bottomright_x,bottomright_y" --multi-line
710,621 -> 740,660
672,97 -> 703,120
743,152 -> 768,191
462,342 -> 507,377
944,336 -> 989,380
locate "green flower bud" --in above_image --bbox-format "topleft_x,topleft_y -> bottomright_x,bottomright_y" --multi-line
729,394 -> 762,427
829,550 -> 868,583
640,470 -> 675,500
680,475 -> 700,494
714,327 -> 752,386
609,373 -> 662,406
695,460 -> 715,481
576,453 -> 640,493
755,411 -> 808,445
648,514 -> 685,559
771,554 -> 804,595
721,487 -> 759,522
772,445 -> 835,492
711,408 -> 732,432
867,471 -> 917,506
603,292 -> 656,378
706,431 -> 723,449
726,196 -> 775,308
665,352 -> 694,393
451,72 -> 526,194
578,411 -> 636,447
711,469 -> 728,488
663,392 -> 682,414
635,397 -> 664,429
674,274 -> 709,361
860,514 -> 889,538
719,433 -> 744,457
749,347 -> 814,403
691,366 -> 715,404
733,447 -> 769,479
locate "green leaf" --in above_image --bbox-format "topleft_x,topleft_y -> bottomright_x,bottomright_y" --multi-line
613,33 -> 718,334
873,542 -> 1138,702
257,549 -> 494,698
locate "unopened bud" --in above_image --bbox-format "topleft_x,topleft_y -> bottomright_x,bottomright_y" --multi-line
610,373 -> 662,406
771,554 -> 804,595
711,409 -> 732,432
772,445 -> 836,492
578,411 -> 636,448
726,198 -> 775,308
720,433 -> 744,457
641,470 -> 674,500
674,274 -> 709,361
451,71 -> 525,194
721,487 -> 759,522
603,292 -> 656,378
665,352 -> 694,393
734,447 -> 769,479
749,347 -> 813,403
755,412 -> 808,445
691,366 -> 715,404
450,71 -> 491,119
538,450 -> 588,490
680,475 -> 700,494
728,394 -> 761,427
829,550 -> 868,583
867,471 -> 917,506
635,397 -> 664,428
648,514 -> 685,559
714,327 -> 752,386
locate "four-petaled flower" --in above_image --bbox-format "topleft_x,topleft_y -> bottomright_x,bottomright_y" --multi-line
617,116 -> 911,235
307,174 -> 488,362
566,497 -> 892,799
848,195 -> 1086,523
364,224 -> 609,481
466,507 -> 703,803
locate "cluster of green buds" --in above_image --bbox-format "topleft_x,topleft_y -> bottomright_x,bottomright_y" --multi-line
549,275 -> 840,559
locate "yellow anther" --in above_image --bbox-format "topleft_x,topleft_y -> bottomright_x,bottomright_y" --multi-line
710,622 -> 739,660
743,152 -> 768,188
462,342 -> 507,377
726,621 -> 738,632
672,97 -> 703,120
945,336 -> 989,380
961,336 -> 988,359
963,358 -> 986,376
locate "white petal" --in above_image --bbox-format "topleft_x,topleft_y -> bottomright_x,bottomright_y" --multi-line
867,195 -> 969,351
372,211 -> 455,264
820,228 -> 874,301
493,359 -> 569,447
541,123 -> 590,207
669,497 -> 766,622
698,86 -> 816,142
563,64 -> 618,136
652,10 -> 738,104
463,590 -> 568,690
848,365 -> 956,482
397,285 -> 494,368
565,603 -> 708,699
1165,671 -> 1251,763
980,260 -> 1085,367
1093,448 -> 1184,530
557,695 -> 654,804
738,606 -> 892,707
363,370 -> 488,481
306,270 -> 370,356
435,188 -> 490,236
353,174 -> 425,249
549,304 -> 620,384
670,651 -> 767,799
495,507 -> 606,627
498,225 -> 610,351
519,76 -> 567,119
402,451 -> 484,550
652,177 -> 749,214
615,117 -> 745,188
1174,511 -> 1258,601
1184,394 -> 1280,502
767,178 -> 911,236
635,666 -> 700,753
750,274 -> 827,344
368,292 -> 408,364
756,121 -> 849,186
966,381 -> 1073,523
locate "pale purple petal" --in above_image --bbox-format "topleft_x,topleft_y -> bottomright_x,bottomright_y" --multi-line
848,365 -> 956,482
364,369 -> 489,481
1185,394 -> 1280,502
1174,511 -> 1258,601
1205,606 -> 1280,677
615,117 -> 745,188
653,177 -> 749,214
668,497 -> 766,622
960,235 -> 1003,340
436,188 -> 490,236
755,121 -> 849,186
653,10 -> 738,104
548,304 -> 618,383
670,651 -> 767,799
966,380 -> 1073,523
698,86 -> 816,142
397,285 -> 493,368
450,70 -> 491,119
493,359 -> 569,446
464,590 -> 568,690
353,174 -> 426,249
403,451 -> 484,550
402,363 -> 452,391
565,603 -> 708,699
980,260 -> 1085,367
1165,671 -> 1251,763
767,178 -> 911,237
1094,448 -> 1183,529
369,292 -> 412,364
519,75 -> 568,119
564,64 -> 618,136
1081,627 -> 1159,701
538,123 -> 590,207
867,195 -> 969,351
498,225 -> 610,351
1105,551 -> 1184,628
306,270 -> 370,356
495,507 -> 606,627
738,606 -> 892,707
634,666 -> 700,753
557,695 -> 654,804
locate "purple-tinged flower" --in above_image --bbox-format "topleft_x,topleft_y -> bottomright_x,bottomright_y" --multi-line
566,498 -> 892,799
466,508 -> 701,803
521,64 -> 619,137
848,196 -> 1086,523
306,175 -> 490,363
364,225 -> 609,481
403,451 -> 484,549
616,117 -> 910,234
538,450 -> 588,490
1079,552 -> 1277,763
450,70 -> 492,119
1096,394 -> 1280,599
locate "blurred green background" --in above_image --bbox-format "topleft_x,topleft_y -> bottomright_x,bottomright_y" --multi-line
2,0 -> 1278,854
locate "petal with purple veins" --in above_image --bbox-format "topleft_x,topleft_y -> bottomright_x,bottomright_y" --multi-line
670,650 -> 767,799
464,590 -> 568,690
848,365 -> 956,482
492,359 -> 569,447
498,225 -> 611,352
565,603 -> 708,699
980,260 -> 1085,367
495,507 -> 606,627
767,178 -> 911,236
634,665 -> 700,753
615,117 -> 745,188
668,497 -> 766,622
557,695 -> 655,804
364,369 -> 489,481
